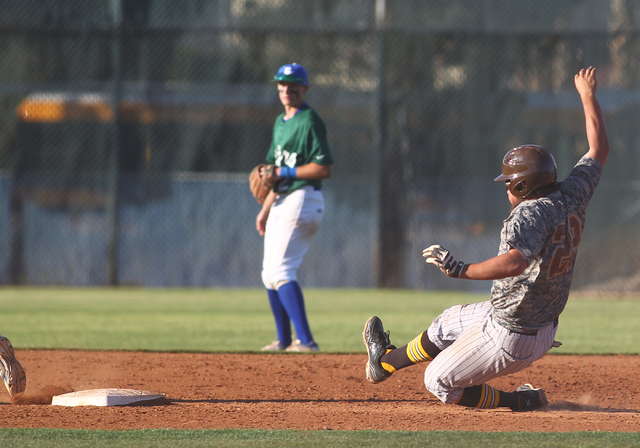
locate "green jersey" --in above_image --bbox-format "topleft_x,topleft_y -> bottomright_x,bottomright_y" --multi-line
266,105 -> 333,194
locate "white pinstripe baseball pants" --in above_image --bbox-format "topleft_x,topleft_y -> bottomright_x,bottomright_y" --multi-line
424,301 -> 557,404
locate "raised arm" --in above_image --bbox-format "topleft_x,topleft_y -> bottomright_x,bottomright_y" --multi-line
574,67 -> 609,167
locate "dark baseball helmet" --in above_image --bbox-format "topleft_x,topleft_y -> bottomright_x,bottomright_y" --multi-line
494,145 -> 557,199
273,63 -> 308,85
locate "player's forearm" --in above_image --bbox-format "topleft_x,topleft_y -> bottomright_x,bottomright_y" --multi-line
261,190 -> 277,211
575,68 -> 609,167
581,94 -> 609,166
277,163 -> 332,180
460,249 -> 527,280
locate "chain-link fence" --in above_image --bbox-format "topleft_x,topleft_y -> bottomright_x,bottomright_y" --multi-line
1,0 -> 639,294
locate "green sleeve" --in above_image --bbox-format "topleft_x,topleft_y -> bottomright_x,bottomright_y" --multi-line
306,112 -> 333,165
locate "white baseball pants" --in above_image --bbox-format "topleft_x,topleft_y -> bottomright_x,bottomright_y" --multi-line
261,186 -> 324,290
424,301 -> 557,404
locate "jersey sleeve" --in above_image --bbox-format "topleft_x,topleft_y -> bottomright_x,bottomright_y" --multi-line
560,156 -> 602,205
504,205 -> 549,264
305,113 -> 333,165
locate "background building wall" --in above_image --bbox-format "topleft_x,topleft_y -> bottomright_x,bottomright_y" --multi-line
0,0 -> 638,293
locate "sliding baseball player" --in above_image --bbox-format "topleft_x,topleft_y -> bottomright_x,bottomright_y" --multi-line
363,67 -> 608,411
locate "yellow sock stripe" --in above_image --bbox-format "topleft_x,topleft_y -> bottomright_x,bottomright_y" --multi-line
406,333 -> 433,364
380,362 -> 396,373
476,384 -> 499,409
380,348 -> 396,373
477,384 -> 488,408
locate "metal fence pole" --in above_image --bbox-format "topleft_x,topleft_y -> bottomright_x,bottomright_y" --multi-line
373,0 -> 399,287
107,0 -> 123,286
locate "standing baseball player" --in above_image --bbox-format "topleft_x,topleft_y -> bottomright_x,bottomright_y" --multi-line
257,63 -> 333,352
0,335 -> 26,398
363,67 -> 608,411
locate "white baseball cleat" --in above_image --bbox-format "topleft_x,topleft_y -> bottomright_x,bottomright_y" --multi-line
261,340 -> 286,351
285,340 -> 319,352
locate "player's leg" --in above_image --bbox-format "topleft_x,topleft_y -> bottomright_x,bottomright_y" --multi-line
455,383 -> 547,411
377,328 -> 441,374
270,187 -> 324,350
385,301 -> 493,369
261,289 -> 291,350
364,302 -> 492,382
277,281 -> 315,348
261,198 -> 291,351
363,316 -> 440,383
426,301 -> 493,350
423,316 -> 556,411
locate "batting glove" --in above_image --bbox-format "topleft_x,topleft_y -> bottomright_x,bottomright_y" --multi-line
423,244 -> 466,278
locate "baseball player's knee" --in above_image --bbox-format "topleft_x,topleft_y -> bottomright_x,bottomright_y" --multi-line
274,267 -> 298,289
262,270 -> 297,291
276,266 -> 298,288
423,371 -> 460,405
275,279 -> 294,290
423,368 -> 439,393
261,270 -> 276,290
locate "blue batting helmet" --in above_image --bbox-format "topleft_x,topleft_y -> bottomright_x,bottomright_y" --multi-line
273,63 -> 308,85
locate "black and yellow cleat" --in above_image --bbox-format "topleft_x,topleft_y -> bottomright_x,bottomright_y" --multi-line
509,383 -> 548,411
362,316 -> 396,384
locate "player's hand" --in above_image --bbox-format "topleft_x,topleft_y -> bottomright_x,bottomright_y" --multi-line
575,67 -> 597,97
423,244 -> 465,278
256,209 -> 269,236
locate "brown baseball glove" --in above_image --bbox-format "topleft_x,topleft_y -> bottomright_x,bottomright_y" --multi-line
249,164 -> 278,204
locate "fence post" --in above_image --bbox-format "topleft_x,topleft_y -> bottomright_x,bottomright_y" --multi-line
373,0 -> 405,287
107,0 -> 123,286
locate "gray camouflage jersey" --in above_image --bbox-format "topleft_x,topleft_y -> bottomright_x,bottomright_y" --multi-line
491,156 -> 603,333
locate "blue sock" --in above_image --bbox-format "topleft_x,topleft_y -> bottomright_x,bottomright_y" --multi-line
266,289 -> 291,346
277,281 -> 314,344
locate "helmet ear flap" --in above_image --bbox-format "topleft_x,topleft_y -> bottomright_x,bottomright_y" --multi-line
510,179 -> 527,198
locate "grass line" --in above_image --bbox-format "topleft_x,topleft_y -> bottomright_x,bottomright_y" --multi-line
1,428 -> 640,447
0,288 -> 638,353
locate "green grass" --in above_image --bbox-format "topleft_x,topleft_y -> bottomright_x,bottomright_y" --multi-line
0,428 -> 639,447
0,287 -> 637,353
0,287 -> 638,446
553,295 -> 640,354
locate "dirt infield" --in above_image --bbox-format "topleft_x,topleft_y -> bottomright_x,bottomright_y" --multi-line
0,351 -> 638,432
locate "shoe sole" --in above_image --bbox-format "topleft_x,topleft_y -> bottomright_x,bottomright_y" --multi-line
261,346 -> 285,351
362,316 -> 383,383
0,337 -> 26,396
285,344 -> 319,352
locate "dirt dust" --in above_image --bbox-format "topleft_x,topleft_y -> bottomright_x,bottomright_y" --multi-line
0,350 -> 638,432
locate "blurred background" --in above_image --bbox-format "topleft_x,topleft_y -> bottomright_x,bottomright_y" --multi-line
0,0 -> 638,294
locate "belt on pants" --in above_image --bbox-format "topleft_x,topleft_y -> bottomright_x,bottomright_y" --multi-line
510,318 -> 559,336
276,186 -> 321,195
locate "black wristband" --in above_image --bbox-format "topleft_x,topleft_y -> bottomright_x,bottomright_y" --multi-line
450,261 -> 465,278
